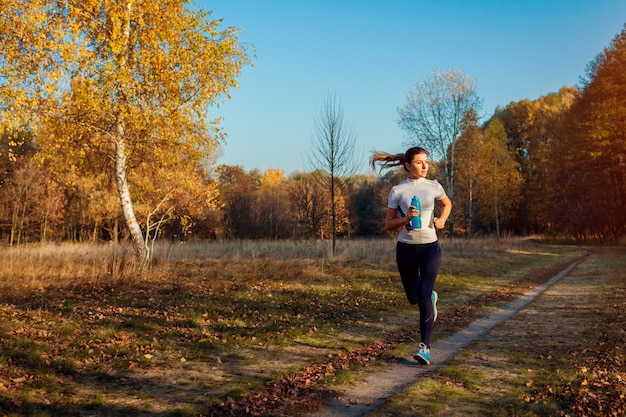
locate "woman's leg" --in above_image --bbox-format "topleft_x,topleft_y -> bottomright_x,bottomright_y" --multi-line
415,242 -> 441,348
396,241 -> 420,305
396,241 -> 442,347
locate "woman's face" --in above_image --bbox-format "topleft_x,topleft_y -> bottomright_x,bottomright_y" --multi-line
405,152 -> 429,179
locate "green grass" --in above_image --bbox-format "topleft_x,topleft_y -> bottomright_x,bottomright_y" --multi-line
0,238 -> 596,416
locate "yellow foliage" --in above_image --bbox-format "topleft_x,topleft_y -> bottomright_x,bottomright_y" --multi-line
260,168 -> 286,187
0,0 -> 252,241
1,0 -> 251,159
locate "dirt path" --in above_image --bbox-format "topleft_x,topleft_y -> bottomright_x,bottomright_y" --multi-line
306,258 -> 585,417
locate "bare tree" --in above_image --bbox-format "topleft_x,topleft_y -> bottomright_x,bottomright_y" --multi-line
397,68 -> 482,235
306,92 -> 359,255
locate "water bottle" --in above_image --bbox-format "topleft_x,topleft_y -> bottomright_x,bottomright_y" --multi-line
410,196 -> 421,228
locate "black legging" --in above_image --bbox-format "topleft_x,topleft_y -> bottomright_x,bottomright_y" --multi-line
396,240 -> 441,348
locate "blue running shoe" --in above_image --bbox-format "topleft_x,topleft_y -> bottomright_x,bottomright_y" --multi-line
413,343 -> 431,365
432,290 -> 438,322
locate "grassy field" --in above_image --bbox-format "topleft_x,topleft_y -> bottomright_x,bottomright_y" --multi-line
369,245 -> 626,417
1,237 -> 618,416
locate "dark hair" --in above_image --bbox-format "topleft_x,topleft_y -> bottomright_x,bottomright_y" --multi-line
369,147 -> 428,172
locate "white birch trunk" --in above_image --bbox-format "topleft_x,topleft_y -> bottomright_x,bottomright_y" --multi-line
114,129 -> 148,261
112,0 -> 149,264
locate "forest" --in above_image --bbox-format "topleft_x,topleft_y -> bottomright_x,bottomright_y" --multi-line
0,3 -> 624,247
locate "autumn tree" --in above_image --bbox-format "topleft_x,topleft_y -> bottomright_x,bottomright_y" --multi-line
33,171 -> 66,242
397,68 -> 482,235
548,24 -> 626,240
0,127 -> 32,241
0,0 -> 250,262
4,158 -> 40,245
258,168 -> 288,239
217,165 -> 261,239
346,174 -> 389,236
0,153 -> 65,245
287,171 -> 332,239
0,126 -> 34,189
476,119 -> 523,236
306,92 -> 359,254
453,109 -> 483,235
493,87 -> 578,234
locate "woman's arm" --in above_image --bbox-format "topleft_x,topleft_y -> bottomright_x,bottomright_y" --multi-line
384,207 -> 412,231
433,196 -> 452,229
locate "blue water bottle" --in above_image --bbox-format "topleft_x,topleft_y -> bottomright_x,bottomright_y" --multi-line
411,196 -> 422,228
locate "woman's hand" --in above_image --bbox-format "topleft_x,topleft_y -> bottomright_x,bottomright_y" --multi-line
434,197 -> 452,230
407,205 -> 420,220
433,217 -> 445,229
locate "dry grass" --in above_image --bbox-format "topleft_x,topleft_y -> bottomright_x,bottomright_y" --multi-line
2,242 -> 140,288
370,246 -> 626,417
0,237 -> 590,416
156,235 -> 534,261
1,236 -> 532,294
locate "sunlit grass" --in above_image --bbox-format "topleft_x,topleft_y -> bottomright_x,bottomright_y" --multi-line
0,237 -> 591,416
370,246 -> 626,417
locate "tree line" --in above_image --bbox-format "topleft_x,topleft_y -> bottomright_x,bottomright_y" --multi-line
1,3 -> 624,247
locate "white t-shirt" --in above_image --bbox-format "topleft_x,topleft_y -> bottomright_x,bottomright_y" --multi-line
388,177 -> 448,244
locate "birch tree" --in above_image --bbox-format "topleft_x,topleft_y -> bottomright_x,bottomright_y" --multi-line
0,0 -> 250,263
398,68 -> 482,234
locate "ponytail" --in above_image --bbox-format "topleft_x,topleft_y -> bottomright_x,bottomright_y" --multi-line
370,147 -> 428,172
369,151 -> 406,171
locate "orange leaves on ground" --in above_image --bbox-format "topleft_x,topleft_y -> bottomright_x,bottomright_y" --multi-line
559,351 -> 626,416
547,301 -> 626,416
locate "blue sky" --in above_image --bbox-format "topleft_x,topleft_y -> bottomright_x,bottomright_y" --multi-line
200,0 -> 626,175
